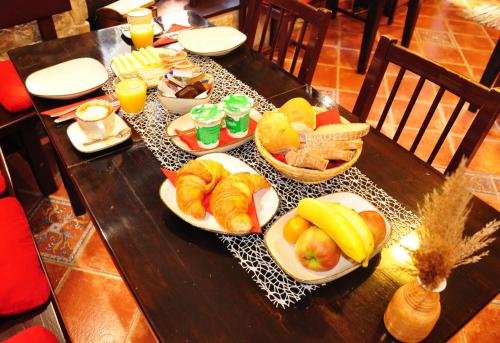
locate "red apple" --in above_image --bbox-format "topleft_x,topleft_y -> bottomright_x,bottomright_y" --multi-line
359,211 -> 387,248
295,226 -> 341,271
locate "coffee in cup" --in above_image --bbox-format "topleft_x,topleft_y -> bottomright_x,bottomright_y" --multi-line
76,100 -> 115,140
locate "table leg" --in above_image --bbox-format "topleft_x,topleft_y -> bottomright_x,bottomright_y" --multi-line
357,0 -> 385,74
325,0 -> 340,19
469,39 -> 500,112
19,120 -> 56,196
402,0 -> 422,47
54,155 -> 86,216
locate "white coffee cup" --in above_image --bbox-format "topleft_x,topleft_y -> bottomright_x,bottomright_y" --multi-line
76,100 -> 115,140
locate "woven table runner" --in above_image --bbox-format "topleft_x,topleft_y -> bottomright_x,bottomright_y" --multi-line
104,55 -> 419,308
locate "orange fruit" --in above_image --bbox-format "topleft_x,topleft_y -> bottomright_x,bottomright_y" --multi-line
283,216 -> 312,244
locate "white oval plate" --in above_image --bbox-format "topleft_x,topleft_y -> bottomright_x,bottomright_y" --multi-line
264,192 -> 392,284
159,153 -> 279,235
120,22 -> 163,38
66,114 -> 131,154
26,58 -> 108,100
178,26 -> 247,56
165,109 -> 261,156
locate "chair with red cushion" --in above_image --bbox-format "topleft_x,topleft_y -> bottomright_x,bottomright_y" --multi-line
0,1 -> 74,196
0,147 -> 68,342
1,326 -> 58,343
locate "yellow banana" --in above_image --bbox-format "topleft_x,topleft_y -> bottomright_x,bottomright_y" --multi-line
327,203 -> 374,267
297,198 -> 366,264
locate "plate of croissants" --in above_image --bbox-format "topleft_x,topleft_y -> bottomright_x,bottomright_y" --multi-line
159,153 -> 280,235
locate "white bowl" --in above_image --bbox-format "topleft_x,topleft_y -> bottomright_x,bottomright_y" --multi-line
158,90 -> 212,114
157,74 -> 214,114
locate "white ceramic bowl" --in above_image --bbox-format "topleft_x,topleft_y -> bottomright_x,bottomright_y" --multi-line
157,75 -> 213,114
158,90 -> 212,114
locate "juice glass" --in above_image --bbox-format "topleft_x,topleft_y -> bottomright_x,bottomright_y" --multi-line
127,8 -> 154,49
115,78 -> 148,115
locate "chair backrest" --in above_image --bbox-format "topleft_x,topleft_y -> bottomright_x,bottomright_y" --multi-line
0,146 -> 14,197
243,0 -> 331,84
0,0 -> 71,40
353,35 -> 500,174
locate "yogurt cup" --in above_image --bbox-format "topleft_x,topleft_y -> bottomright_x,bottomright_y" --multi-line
189,104 -> 225,149
220,94 -> 254,138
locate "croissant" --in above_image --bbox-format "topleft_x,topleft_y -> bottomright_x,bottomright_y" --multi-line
176,160 -> 229,219
209,173 -> 270,233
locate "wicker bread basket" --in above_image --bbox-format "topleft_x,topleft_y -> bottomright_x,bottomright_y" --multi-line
254,116 -> 362,184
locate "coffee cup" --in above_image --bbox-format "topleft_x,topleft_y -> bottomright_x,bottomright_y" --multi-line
76,100 -> 115,140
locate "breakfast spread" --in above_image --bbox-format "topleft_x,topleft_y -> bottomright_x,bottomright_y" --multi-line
189,104 -> 226,149
283,199 -> 386,271
174,159 -> 270,233
220,94 -> 254,138
256,97 -> 369,171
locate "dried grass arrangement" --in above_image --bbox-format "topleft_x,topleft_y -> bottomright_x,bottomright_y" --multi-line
410,160 -> 499,290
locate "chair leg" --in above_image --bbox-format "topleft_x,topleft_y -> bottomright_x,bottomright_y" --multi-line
401,0 -> 421,47
325,0 -> 339,19
387,0 -> 398,25
357,0 -> 385,74
19,120 -> 56,196
469,39 -> 500,112
55,156 -> 86,217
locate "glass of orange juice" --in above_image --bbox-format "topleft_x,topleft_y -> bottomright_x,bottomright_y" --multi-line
115,78 -> 148,115
127,8 -> 154,49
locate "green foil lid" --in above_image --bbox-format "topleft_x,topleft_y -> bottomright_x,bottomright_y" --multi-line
190,104 -> 225,123
220,94 -> 253,114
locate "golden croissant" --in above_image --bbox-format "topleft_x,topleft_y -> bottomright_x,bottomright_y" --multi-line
176,160 -> 229,219
210,173 -> 270,233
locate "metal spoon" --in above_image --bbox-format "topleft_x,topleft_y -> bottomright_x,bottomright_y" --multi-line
83,128 -> 131,146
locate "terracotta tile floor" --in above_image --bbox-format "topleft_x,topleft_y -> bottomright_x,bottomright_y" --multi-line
4,0 -> 499,341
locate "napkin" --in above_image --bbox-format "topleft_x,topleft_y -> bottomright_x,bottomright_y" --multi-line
161,168 -> 261,233
153,24 -> 191,47
271,108 -> 344,169
40,94 -> 120,117
175,117 -> 258,151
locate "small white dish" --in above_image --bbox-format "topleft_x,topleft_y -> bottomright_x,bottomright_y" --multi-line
264,192 -> 392,285
178,26 -> 247,56
26,58 -> 108,100
67,114 -> 131,153
159,153 -> 279,235
157,74 -> 214,114
120,22 -> 163,38
165,109 -> 261,156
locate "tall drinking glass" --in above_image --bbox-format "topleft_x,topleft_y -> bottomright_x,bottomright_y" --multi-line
127,8 -> 154,49
115,78 -> 148,115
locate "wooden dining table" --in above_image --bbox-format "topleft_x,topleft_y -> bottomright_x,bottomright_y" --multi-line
8,10 -> 499,343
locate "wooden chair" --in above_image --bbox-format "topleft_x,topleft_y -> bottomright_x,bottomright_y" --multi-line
185,0 -> 248,30
0,1 -> 72,196
243,0 -> 331,85
352,36 -> 500,174
325,0 -> 422,73
0,147 -> 69,343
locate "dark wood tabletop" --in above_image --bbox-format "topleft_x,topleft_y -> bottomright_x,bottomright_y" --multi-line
9,11 -> 499,343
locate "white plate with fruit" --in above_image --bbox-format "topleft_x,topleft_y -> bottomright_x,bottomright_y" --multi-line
264,192 -> 391,284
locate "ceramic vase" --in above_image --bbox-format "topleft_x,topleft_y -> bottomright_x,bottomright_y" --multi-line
383,278 -> 446,343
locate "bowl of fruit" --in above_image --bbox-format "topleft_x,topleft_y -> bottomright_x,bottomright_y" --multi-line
254,98 -> 367,183
263,192 -> 391,284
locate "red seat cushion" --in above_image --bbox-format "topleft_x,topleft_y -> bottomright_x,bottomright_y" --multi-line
1,326 -> 58,343
0,60 -> 32,113
0,197 -> 50,315
0,173 -> 5,195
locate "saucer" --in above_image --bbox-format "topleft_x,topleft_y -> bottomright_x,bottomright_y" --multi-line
67,114 -> 132,153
